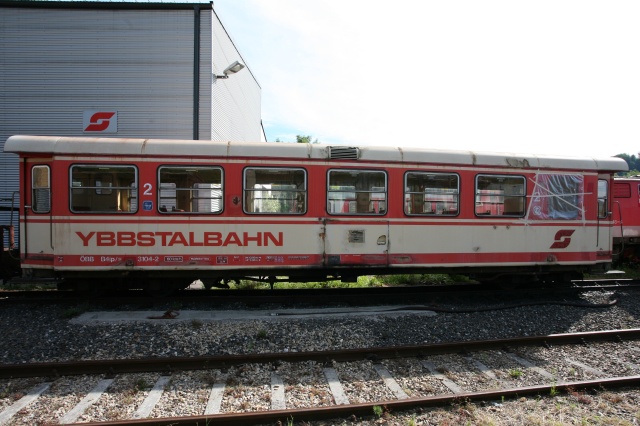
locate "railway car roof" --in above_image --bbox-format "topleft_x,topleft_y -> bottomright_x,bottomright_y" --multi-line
4,135 -> 629,172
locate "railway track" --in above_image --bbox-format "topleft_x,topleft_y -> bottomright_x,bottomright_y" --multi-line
1,329 -> 639,425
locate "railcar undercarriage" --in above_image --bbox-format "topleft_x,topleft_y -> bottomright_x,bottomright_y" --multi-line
32,262 -> 601,296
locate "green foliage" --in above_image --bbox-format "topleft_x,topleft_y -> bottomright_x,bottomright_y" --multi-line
273,134 -> 318,144
376,274 -> 462,286
615,153 -> 640,176
60,305 -> 88,319
373,405 -> 384,418
230,275 -> 381,289
134,379 -> 150,392
509,369 -> 523,378
296,135 -> 318,144
217,274 -> 467,289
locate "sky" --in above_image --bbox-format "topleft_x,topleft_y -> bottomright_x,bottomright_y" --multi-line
212,1 -> 640,158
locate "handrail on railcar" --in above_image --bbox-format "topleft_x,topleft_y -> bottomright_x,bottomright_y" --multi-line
613,200 -> 624,256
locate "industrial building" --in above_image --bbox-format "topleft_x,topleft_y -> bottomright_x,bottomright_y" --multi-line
0,1 -> 263,247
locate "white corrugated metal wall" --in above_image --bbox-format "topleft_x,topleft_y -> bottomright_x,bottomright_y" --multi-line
0,1 -> 262,249
210,9 -> 262,142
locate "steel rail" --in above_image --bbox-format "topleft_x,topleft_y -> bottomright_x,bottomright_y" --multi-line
2,328 -> 639,379
66,375 -> 640,426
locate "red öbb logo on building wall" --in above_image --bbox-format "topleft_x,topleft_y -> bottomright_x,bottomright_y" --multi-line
83,111 -> 117,133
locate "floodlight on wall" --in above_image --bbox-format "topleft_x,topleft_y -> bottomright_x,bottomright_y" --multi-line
215,61 -> 245,79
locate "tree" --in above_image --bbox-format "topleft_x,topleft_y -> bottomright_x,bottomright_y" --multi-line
272,135 -> 318,144
296,135 -> 318,144
615,153 -> 640,176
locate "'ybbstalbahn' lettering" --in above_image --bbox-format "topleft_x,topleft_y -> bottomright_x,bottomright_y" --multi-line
76,231 -> 284,247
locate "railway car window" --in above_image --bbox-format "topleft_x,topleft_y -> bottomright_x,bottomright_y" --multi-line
158,166 -> 223,214
475,175 -> 525,217
598,179 -> 608,218
529,174 -> 584,220
327,170 -> 387,215
31,165 -> 50,213
404,172 -> 459,215
244,168 -> 307,214
70,165 -> 137,213
613,183 -> 631,198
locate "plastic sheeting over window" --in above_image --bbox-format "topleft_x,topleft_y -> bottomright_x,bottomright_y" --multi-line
529,174 -> 584,220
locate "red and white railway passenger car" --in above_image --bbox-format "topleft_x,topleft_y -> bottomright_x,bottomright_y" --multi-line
3,135 -> 628,292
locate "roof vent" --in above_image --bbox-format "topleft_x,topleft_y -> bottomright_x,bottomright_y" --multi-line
329,146 -> 359,160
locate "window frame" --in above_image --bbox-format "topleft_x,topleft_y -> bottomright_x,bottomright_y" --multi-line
404,171 -> 460,216
157,165 -> 224,215
31,165 -> 51,214
597,179 -> 609,219
243,167 -> 308,215
474,174 -> 526,218
69,164 -> 138,214
326,169 -> 388,216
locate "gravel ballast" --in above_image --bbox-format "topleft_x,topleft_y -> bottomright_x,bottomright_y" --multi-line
1,288 -> 639,424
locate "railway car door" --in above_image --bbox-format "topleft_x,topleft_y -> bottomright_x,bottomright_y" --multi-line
323,219 -> 390,270
22,162 -> 54,266
323,169 -> 389,273
597,175 -> 613,253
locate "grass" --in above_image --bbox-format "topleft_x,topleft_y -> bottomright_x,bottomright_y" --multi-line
134,379 -> 150,392
59,305 -> 89,319
218,264 -> 639,289
509,368 -> 523,379
213,273 -> 467,290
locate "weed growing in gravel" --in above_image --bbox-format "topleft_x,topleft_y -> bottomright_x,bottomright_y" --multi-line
59,305 -> 88,319
509,368 -> 523,379
256,328 -> 267,339
373,405 -> 383,418
190,319 -> 203,330
202,372 -> 220,386
121,390 -> 136,406
134,379 -> 150,392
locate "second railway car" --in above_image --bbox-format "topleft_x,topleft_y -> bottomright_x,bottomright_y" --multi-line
613,176 -> 640,264
3,135 -> 629,294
